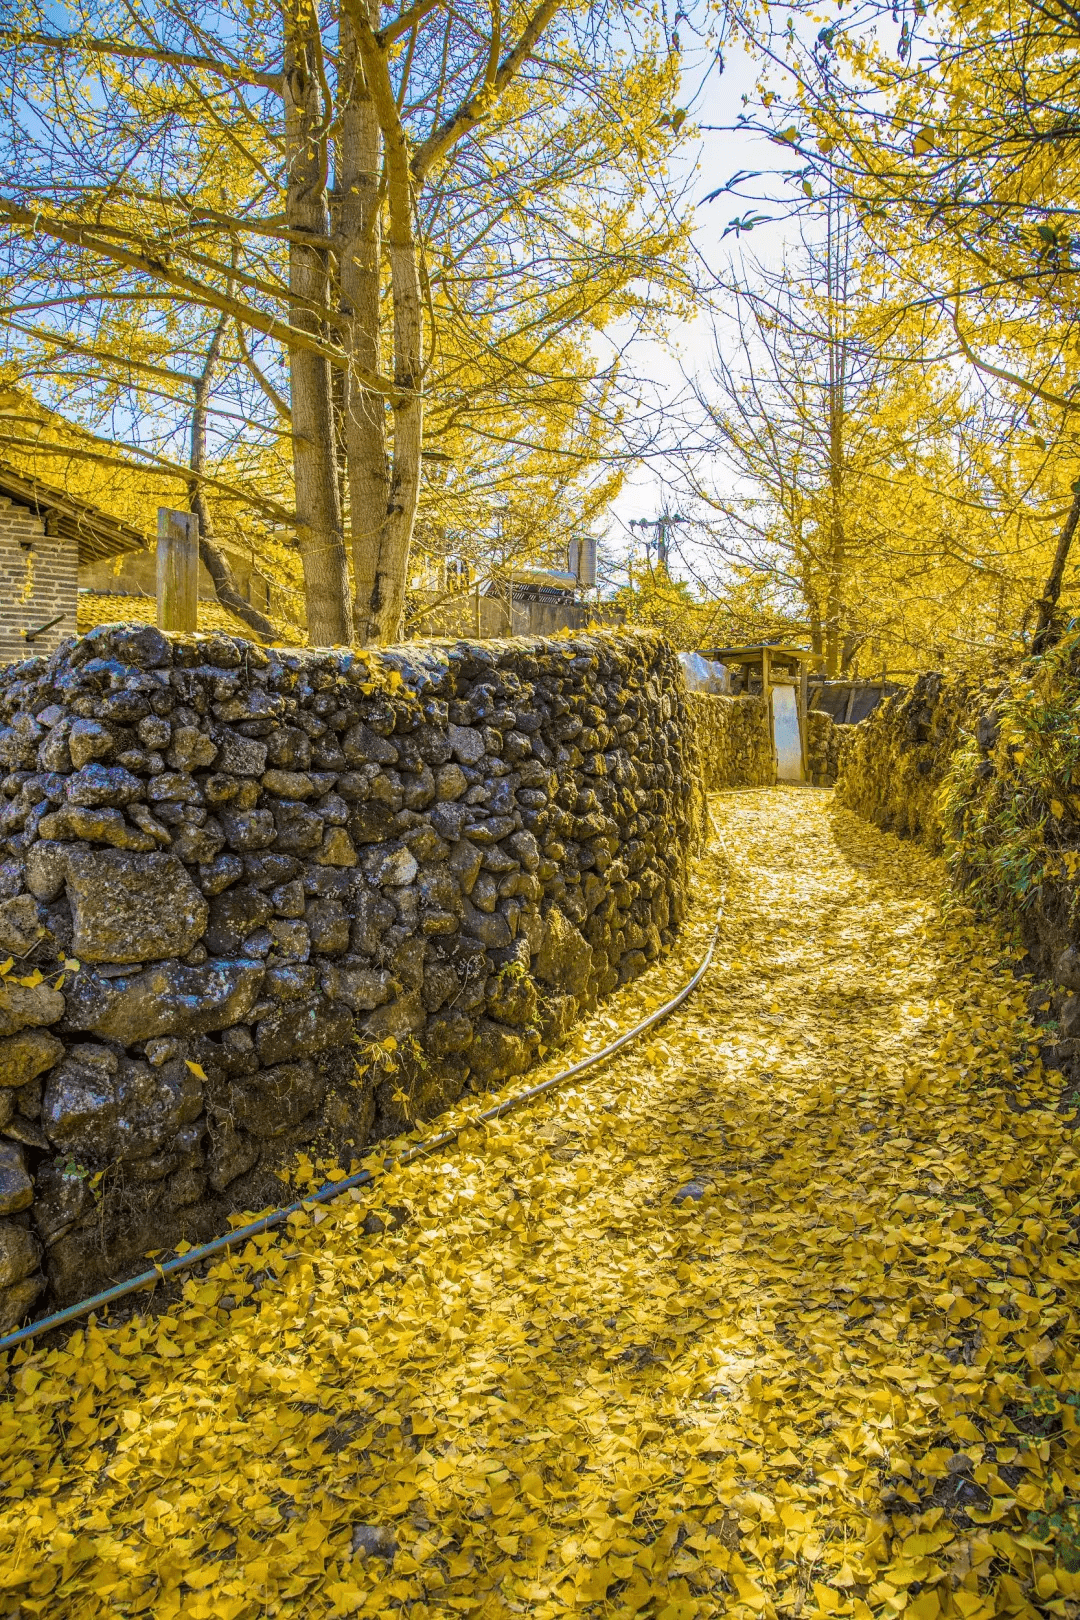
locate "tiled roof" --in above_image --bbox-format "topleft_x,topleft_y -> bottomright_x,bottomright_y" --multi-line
76,592 -> 260,639
0,462 -> 150,563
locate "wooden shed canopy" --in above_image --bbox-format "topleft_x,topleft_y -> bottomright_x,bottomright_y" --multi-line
0,461 -> 150,563
702,643 -> 814,665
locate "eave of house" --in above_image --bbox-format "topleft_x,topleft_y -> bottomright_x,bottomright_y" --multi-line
0,460 -> 150,563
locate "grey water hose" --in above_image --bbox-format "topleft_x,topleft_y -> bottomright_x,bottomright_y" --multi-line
0,898 -> 724,1358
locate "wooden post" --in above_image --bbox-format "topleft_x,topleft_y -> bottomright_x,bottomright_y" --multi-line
761,649 -> 774,783
157,509 -> 198,632
799,659 -> 809,778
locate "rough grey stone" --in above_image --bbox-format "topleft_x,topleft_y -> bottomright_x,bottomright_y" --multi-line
0,1222 -> 41,1288
0,1276 -> 44,1333
0,894 -> 46,955
429,801 -> 470,842
64,958 -> 265,1043
468,1019 -> 534,1083
461,899 -> 512,949
65,763 -> 143,808
74,806 -> 161,850
351,1524 -> 397,1560
1055,945 -> 1080,992
255,997 -> 353,1064
68,718 -> 116,769
263,769 -> 315,798
147,771 -> 203,804
64,849 -> 208,963
265,725 -> 313,769
206,1121 -> 260,1191
323,962 -> 394,1013
533,907 -> 592,998
448,724 -> 485,765
0,1028 -> 64,1088
435,763 -> 468,801
272,879 -> 306,918
1062,994 -> 1080,1040
198,852 -> 245,895
205,886 -> 274,956
305,897 -> 350,954
265,963 -> 318,1000
314,827 -> 358,866
673,1179 -> 709,1203
26,1157 -> 94,1243
212,728 -> 267,776
213,689 -> 285,724
465,815 -> 515,845
169,820 -> 226,865
0,979 -> 64,1038
487,972 -> 539,1027
272,800 -> 324,855
166,725 -> 218,772
0,1141 -> 33,1214
138,715 -> 172,750
508,830 -> 541,871
43,1048 -> 202,1163
226,1060 -> 325,1136
363,989 -> 425,1042
363,846 -> 418,887
269,918 -> 310,961
343,723 -> 398,766
127,803 -> 173,845
424,1009 -> 473,1059
221,808 -> 277,851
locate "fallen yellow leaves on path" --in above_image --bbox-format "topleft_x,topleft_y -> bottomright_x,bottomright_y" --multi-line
3,787 -> 1080,1620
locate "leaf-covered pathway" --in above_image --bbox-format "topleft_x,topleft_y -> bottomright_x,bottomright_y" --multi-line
4,788 -> 1080,1620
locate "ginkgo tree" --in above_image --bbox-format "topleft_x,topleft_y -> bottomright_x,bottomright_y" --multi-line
716,0 -> 1080,659
0,0 -> 697,645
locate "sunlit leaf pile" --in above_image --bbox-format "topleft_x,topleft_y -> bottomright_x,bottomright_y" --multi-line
3,789 -> 1080,1620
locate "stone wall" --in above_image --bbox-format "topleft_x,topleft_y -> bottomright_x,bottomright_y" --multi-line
806,710 -> 841,786
687,692 -> 774,790
0,625 -> 699,1327
0,499 -> 79,667
834,673 -> 973,851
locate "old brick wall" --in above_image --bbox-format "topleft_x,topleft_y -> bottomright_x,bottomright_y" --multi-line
0,625 -> 699,1326
0,500 -> 78,667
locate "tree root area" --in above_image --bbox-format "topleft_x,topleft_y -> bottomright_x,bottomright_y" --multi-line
3,788 -> 1079,1620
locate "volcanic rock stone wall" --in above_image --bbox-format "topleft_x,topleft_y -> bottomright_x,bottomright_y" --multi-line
686,692 -> 774,790
834,673 -> 972,851
0,625 -> 698,1326
807,710 -> 842,786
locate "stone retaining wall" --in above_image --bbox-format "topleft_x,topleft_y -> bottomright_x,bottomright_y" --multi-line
0,625 -> 699,1326
834,673 -> 972,851
686,692 -> 774,790
807,710 -> 842,787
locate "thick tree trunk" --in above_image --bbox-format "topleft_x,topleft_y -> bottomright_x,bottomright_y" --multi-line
375,171 -> 424,644
1032,483 -> 1080,655
350,9 -> 424,645
337,5 -> 390,639
283,0 -> 351,646
189,315 -> 277,642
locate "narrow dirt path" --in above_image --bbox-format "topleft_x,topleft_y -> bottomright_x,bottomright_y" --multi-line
3,789 -> 1080,1620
